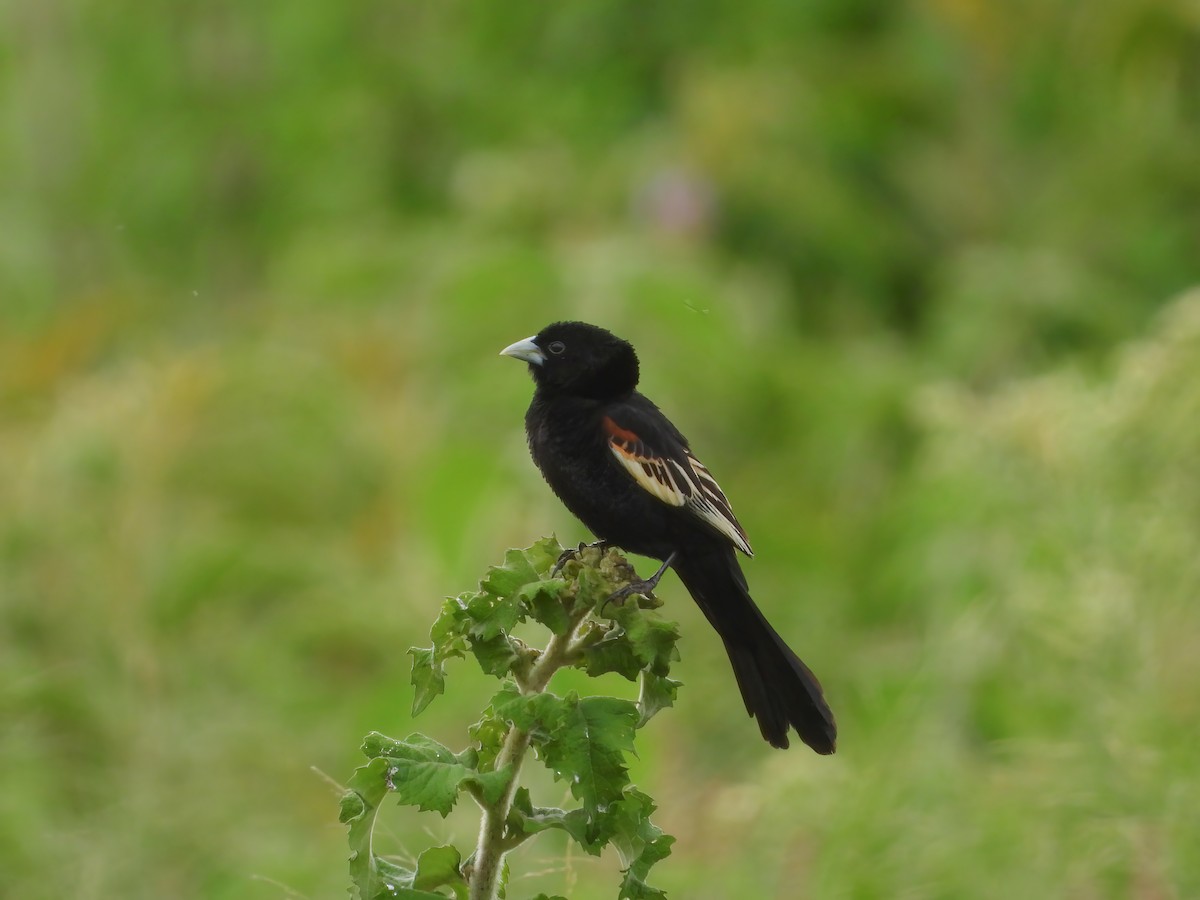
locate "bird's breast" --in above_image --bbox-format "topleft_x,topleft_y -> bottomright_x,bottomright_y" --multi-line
524,397 -> 679,560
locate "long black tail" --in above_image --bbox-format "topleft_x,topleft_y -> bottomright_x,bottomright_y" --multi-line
671,549 -> 836,753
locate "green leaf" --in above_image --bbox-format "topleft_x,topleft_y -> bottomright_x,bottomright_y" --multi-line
611,603 -> 680,672
488,688 -> 638,811
408,646 -> 445,716
637,672 -> 681,727
517,803 -> 596,852
618,833 -> 674,900
609,789 -> 675,900
384,742 -> 469,817
469,633 -> 521,677
431,594 -> 475,647
506,787 -> 597,852
361,731 -> 412,758
339,789 -> 366,826
497,857 -> 510,900
518,577 -> 570,634
467,712 -> 508,771
465,590 -> 523,641
488,683 -> 566,738
413,845 -> 468,899
525,536 -> 565,575
350,540 -> 681,900
361,732 -> 507,817
487,682 -> 533,728
571,564 -> 611,613
581,633 -> 643,681
462,763 -> 513,807
537,694 -> 638,813
343,757 -> 417,900
408,595 -> 475,715
480,547 -> 542,600
503,781 -> 676,886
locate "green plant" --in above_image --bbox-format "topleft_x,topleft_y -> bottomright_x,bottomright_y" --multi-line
339,538 -> 679,900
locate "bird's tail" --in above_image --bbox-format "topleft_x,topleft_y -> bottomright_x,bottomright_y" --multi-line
671,549 -> 836,753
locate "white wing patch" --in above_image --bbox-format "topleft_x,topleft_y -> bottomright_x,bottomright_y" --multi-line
603,416 -> 754,556
608,439 -> 684,506
682,451 -> 754,557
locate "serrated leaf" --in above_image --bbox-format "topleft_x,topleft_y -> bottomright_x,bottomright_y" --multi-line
525,536 -> 565,575
518,578 -> 570,634
350,539 -> 684,900
488,690 -> 639,811
481,548 -> 542,600
465,590 -> 524,641
612,604 -> 680,672
506,786 -> 597,852
408,647 -> 445,716
608,789 -> 674,900
467,713 -> 508,771
408,596 -> 474,716
514,803 -> 595,850
469,633 -> 521,677
538,694 -> 638,813
487,682 -> 535,729
637,672 -> 681,727
452,745 -> 513,804
462,763 -> 513,807
343,757 -> 417,900
431,594 -> 475,646
619,833 -> 674,900
413,845 -> 467,899
581,633 -> 643,681
361,732 -> 497,817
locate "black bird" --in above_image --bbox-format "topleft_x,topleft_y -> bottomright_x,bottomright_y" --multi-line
501,321 -> 836,753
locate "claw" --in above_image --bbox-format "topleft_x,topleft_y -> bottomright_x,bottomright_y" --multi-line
598,551 -> 676,617
599,582 -> 643,617
551,539 -> 610,577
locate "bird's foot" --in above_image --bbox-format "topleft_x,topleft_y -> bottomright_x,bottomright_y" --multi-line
599,582 -> 647,616
599,552 -> 676,616
551,540 -> 611,577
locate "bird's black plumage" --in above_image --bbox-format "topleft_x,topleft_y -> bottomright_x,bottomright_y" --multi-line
501,321 -> 836,753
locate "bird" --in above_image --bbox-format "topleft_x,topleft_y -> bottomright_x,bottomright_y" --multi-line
500,321 -> 836,754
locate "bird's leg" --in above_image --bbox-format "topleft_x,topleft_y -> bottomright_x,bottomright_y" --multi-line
551,539 -> 611,576
601,551 -> 677,615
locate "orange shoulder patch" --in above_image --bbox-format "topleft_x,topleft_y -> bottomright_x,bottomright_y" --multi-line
601,416 -> 640,445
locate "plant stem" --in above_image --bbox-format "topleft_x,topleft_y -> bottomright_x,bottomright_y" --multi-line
469,727 -> 530,900
467,607 -> 590,900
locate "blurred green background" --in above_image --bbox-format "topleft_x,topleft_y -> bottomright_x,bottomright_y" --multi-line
3,2 -> 1199,898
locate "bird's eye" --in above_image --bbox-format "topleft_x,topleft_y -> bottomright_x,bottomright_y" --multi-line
548,341 -> 566,355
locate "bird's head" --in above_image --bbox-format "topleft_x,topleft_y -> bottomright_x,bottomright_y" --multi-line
500,321 -> 639,399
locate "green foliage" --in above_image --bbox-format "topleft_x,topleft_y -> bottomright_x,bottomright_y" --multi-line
3,4 -> 1200,897
6,0 -> 1199,374
343,540 -> 678,900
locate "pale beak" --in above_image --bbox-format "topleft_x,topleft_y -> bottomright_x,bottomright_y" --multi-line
499,336 -> 545,366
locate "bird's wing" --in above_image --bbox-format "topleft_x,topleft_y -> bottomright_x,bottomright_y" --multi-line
601,401 -> 753,556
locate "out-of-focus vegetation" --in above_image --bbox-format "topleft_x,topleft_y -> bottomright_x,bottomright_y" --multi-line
1,2 -> 1197,898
